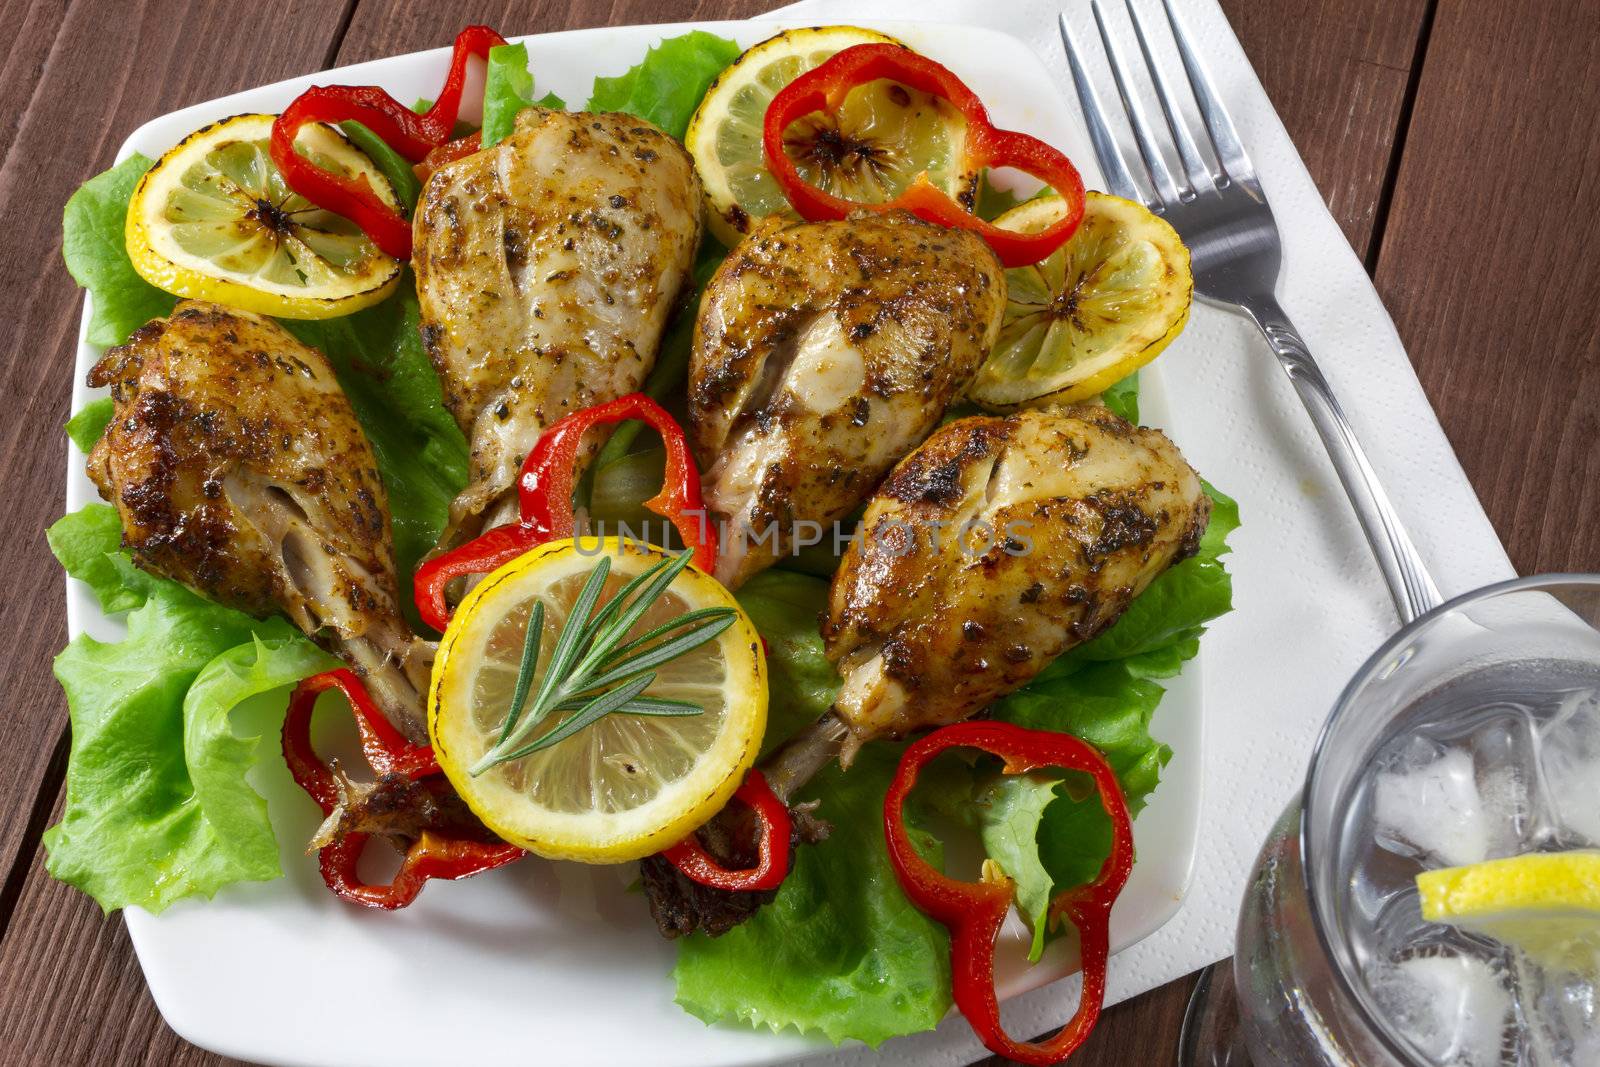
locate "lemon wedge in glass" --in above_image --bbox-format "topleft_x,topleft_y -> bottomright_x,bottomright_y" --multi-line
126,113 -> 402,319
686,26 -> 977,247
969,191 -> 1192,410
1417,850 -> 1600,976
428,537 -> 767,864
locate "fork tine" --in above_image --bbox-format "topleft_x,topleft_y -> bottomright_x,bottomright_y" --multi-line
1058,13 -> 1145,204
1123,0 -> 1211,196
1159,0 -> 1255,185
1090,0 -> 1181,206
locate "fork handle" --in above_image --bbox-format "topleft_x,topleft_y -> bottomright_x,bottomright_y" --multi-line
1240,293 -> 1442,624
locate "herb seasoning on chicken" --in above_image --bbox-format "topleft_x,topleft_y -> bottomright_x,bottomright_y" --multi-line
688,210 -> 1006,588
412,109 -> 703,542
824,405 -> 1210,757
85,301 -> 434,739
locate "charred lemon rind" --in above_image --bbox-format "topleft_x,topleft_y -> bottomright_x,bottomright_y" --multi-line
429,537 -> 768,864
687,26 -> 976,248
126,113 -> 403,320
969,191 -> 1193,412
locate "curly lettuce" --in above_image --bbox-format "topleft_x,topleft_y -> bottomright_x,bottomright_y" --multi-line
586,31 -> 741,139
675,488 -> 1239,1035
482,42 -> 565,147
674,746 -> 952,1046
45,505 -> 335,912
62,153 -> 176,347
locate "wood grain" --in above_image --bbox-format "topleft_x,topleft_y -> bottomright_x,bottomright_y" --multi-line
0,0 -> 353,939
1373,0 -> 1600,574
6,0 -> 1590,1064
1217,0 -> 1430,257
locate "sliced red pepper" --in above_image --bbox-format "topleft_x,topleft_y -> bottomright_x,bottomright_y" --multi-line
270,25 -> 507,260
883,721 -> 1134,1066
660,771 -> 792,892
414,392 -> 717,632
416,131 -> 483,184
763,44 -> 1086,268
282,669 -> 440,791
317,827 -> 522,910
282,669 -> 523,910
413,521 -> 544,633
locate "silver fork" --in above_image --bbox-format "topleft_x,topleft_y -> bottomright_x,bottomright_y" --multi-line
1060,0 -> 1441,624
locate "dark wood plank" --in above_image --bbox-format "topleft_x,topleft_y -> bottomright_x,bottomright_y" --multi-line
1218,0 -> 1431,257
0,0 -> 1446,1065
0,0 -> 356,941
1372,0 -> 1600,574
333,0 -> 772,67
0,796 -> 247,1067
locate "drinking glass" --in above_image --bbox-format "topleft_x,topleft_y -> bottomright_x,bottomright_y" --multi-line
1182,574 -> 1600,1066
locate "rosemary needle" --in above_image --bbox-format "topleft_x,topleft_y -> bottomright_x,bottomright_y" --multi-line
469,549 -> 736,775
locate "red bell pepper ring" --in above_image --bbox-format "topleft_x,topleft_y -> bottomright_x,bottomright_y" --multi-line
317,827 -> 523,910
282,668 -> 440,790
270,25 -> 507,260
883,721 -> 1134,1066
762,43 -> 1087,268
660,770 -> 792,892
282,669 -> 523,910
414,392 -> 717,632
416,131 -> 484,184
413,521 -> 545,633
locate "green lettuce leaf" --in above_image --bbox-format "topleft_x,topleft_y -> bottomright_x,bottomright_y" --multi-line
673,746 -> 950,1046
984,483 -> 1239,952
586,31 -> 741,140
62,154 -> 176,346
282,283 -> 469,604
65,397 -> 114,453
48,501 -> 156,616
45,505 -> 335,912
734,570 -> 840,750
1101,370 -> 1139,422
971,772 -> 1062,959
676,572 -> 948,1043
63,157 -> 467,597
482,42 -> 565,148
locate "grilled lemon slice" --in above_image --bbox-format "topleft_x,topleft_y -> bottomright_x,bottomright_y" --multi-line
126,113 -> 402,319
686,26 -> 977,247
969,192 -> 1192,410
429,538 -> 767,864
1418,850 -> 1600,977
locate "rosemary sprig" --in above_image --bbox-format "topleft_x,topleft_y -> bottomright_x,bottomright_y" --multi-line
469,548 -> 735,775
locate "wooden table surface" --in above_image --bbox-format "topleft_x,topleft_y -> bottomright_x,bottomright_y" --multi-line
2,0 -> 1595,1063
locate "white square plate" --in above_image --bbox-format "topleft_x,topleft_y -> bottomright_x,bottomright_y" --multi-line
64,18 -> 1204,1066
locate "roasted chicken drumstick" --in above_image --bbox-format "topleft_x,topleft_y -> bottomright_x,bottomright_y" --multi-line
86,301 -> 432,740
689,210 -> 1006,588
643,404 -> 1210,935
824,404 -> 1210,758
413,108 -> 702,541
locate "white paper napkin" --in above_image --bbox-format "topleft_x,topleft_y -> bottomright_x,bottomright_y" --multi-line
754,1 -> 1517,1062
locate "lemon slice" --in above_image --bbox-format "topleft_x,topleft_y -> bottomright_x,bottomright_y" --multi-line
968,192 -> 1192,410
126,113 -> 402,320
1417,851 -> 1600,976
686,26 -> 978,247
429,538 -> 767,863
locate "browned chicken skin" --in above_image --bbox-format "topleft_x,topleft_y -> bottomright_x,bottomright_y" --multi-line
642,405 -> 1210,935
824,405 -> 1210,757
689,210 -> 1006,588
413,109 -> 703,542
85,301 -> 432,740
